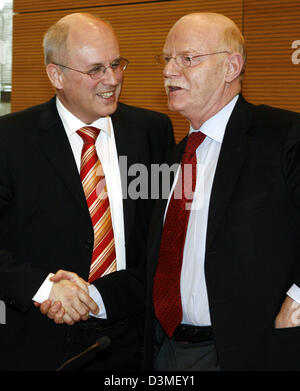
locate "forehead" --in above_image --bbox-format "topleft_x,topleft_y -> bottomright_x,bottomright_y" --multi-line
163,18 -> 221,54
68,23 -> 120,61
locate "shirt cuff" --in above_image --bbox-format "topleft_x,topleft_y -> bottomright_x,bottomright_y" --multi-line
287,284 -> 300,304
88,284 -> 107,319
32,273 -> 54,303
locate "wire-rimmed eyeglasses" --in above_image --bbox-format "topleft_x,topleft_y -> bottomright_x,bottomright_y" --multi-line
53,57 -> 129,80
154,51 -> 230,68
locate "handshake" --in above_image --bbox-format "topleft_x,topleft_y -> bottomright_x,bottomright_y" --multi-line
34,270 -> 99,325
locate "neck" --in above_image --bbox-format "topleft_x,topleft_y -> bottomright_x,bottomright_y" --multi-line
190,87 -> 240,129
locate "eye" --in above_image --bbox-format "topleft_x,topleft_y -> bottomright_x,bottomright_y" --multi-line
163,56 -> 172,64
182,56 -> 193,65
110,59 -> 121,69
88,65 -> 105,75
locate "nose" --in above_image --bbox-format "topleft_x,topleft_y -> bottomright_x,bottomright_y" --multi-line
163,58 -> 182,78
101,66 -> 120,86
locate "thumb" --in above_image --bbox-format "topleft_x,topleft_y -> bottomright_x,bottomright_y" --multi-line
50,269 -> 73,282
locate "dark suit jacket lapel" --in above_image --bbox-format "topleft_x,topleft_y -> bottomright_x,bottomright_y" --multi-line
111,104 -> 139,245
206,95 -> 254,250
37,97 -> 88,212
148,136 -> 186,278
160,136 -> 187,216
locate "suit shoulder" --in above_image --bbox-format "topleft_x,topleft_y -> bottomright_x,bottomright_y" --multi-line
249,102 -> 300,145
0,102 -> 46,122
253,102 -> 300,127
0,101 -> 52,144
0,102 -> 45,131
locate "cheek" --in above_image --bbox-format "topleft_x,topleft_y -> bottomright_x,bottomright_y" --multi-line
186,78 -> 204,104
190,70 -> 218,100
115,75 -> 124,92
115,83 -> 122,97
67,79 -> 92,102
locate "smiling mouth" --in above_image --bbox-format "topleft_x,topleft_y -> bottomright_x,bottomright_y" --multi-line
97,91 -> 114,99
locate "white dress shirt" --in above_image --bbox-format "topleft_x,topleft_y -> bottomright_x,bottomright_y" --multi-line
165,95 -> 300,327
33,97 -> 126,318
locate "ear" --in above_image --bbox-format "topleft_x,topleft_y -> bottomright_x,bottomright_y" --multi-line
224,52 -> 244,83
46,63 -> 64,89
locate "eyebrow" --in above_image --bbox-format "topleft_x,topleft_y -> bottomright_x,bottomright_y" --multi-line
163,49 -> 201,55
180,48 -> 200,54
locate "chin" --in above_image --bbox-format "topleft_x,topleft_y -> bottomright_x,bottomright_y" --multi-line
168,101 -> 184,113
98,102 -> 118,117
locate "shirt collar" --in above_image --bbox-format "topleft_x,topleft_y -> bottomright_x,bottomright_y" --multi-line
190,94 -> 239,143
56,97 -> 111,138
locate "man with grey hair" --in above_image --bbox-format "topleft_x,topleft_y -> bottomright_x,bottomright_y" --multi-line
0,13 -> 173,370
143,12 -> 300,371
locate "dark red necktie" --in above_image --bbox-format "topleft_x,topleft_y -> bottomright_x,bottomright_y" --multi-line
153,131 -> 206,338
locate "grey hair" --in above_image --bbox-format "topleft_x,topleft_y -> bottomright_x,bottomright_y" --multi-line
42,20 -> 70,65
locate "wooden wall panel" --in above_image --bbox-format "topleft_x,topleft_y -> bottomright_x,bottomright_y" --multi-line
11,0 -> 242,143
13,0 -> 153,13
242,0 -> 300,113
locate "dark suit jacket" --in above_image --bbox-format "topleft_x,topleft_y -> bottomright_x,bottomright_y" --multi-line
0,97 -> 174,370
144,95 -> 300,371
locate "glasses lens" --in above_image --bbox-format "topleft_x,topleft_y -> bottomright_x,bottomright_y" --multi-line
119,58 -> 128,71
89,66 -> 105,80
179,56 -> 192,67
89,58 -> 128,80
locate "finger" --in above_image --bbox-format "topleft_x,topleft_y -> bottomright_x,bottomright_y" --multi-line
62,313 -> 75,326
80,313 -> 89,322
70,298 -> 90,321
72,278 -> 89,293
51,271 -> 89,293
49,281 -> 94,320
74,301 -> 90,320
50,269 -> 74,282
63,298 -> 84,323
39,299 -> 53,315
47,301 -> 63,318
77,290 -> 99,315
53,307 -> 66,324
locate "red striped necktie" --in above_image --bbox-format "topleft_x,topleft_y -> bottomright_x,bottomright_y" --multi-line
77,126 -> 116,282
153,131 -> 206,337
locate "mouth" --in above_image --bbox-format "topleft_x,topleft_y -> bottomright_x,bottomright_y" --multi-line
96,91 -> 115,99
168,86 -> 183,92
164,80 -> 185,93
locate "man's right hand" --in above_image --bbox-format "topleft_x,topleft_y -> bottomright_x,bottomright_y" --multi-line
35,270 -> 99,325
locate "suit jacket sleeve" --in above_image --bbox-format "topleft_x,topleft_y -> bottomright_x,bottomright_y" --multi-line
0,132 -> 48,312
93,111 -> 175,322
283,114 -> 300,287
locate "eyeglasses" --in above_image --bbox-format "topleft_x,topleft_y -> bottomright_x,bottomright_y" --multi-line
54,57 -> 129,80
155,51 -> 230,68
